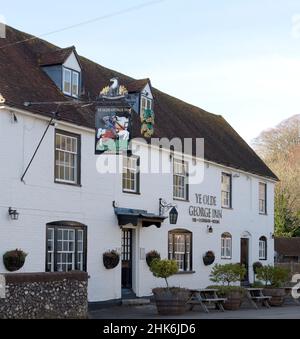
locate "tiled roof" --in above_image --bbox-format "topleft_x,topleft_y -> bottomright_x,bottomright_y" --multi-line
38,46 -> 76,66
0,26 -> 278,180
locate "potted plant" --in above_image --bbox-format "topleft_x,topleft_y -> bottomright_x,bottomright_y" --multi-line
103,250 -> 120,270
151,259 -> 190,316
203,251 -> 215,266
3,249 -> 27,272
253,262 -> 263,284
146,251 -> 161,268
209,263 -> 247,310
256,265 -> 290,306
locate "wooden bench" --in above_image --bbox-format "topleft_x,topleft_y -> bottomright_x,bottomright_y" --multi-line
246,288 -> 271,309
188,289 -> 227,313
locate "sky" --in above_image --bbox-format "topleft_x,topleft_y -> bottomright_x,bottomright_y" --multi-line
1,0 -> 300,143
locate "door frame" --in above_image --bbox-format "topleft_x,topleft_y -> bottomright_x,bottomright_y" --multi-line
122,228 -> 133,290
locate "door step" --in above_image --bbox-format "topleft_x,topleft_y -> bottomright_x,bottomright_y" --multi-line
122,299 -> 151,306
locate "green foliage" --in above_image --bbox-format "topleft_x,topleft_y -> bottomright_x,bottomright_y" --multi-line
210,264 -> 246,286
275,190 -> 300,237
208,285 -> 246,297
3,249 -> 28,272
150,259 -> 179,288
253,262 -> 263,275
146,251 -> 161,268
256,265 -> 290,288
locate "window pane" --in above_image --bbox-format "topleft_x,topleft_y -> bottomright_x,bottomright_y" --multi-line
63,69 -> 71,94
72,72 -> 79,97
169,232 -> 192,271
55,132 -> 79,184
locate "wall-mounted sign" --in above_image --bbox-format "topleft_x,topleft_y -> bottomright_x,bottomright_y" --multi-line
189,194 -> 223,224
0,275 -> 6,299
95,78 -> 132,155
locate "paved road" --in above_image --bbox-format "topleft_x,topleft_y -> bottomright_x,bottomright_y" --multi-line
90,304 -> 300,319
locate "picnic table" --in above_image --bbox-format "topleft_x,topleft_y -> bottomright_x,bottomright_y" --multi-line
245,288 -> 271,309
188,289 -> 227,313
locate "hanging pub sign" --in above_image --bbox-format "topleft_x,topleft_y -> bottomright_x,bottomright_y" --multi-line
95,78 -> 132,155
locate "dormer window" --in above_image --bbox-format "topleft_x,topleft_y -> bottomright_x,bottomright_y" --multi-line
40,47 -> 82,99
63,68 -> 79,98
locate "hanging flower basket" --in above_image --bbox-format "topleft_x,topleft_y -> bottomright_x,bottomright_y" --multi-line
3,249 -> 27,272
203,251 -> 215,266
146,251 -> 161,268
103,250 -> 120,270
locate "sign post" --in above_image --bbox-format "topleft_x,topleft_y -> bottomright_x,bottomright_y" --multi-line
0,274 -> 6,299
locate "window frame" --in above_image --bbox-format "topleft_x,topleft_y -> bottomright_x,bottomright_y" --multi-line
54,129 -> 81,186
62,67 -> 80,98
45,223 -> 87,273
222,173 -> 232,209
173,159 -> 189,201
72,71 -> 79,98
221,233 -> 232,260
259,236 -> 268,261
63,68 -> 72,96
168,229 -> 193,272
122,155 -> 140,194
259,183 -> 267,215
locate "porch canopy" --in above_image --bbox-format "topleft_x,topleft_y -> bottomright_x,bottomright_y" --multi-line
114,208 -> 167,228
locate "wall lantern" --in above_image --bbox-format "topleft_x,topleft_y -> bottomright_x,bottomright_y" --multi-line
159,199 -> 178,225
8,207 -> 19,221
207,226 -> 214,234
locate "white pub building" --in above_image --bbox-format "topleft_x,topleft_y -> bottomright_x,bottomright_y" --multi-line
0,26 -> 278,305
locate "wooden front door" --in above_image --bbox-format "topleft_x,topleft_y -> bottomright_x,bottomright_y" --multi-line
122,229 -> 133,289
241,238 -> 250,284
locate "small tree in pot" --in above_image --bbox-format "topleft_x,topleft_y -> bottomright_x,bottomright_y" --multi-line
150,259 -> 190,316
256,265 -> 290,306
209,264 -> 247,310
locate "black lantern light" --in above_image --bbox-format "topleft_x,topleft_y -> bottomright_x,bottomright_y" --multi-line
8,207 -> 19,221
169,207 -> 179,225
159,199 -> 178,225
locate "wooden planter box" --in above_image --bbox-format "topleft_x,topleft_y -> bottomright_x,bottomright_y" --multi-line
153,288 -> 190,316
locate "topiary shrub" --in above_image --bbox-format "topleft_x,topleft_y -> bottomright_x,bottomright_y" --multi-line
103,250 -> 120,270
210,263 -> 246,286
256,265 -> 290,288
146,251 -> 161,268
3,249 -> 27,272
150,259 -> 178,288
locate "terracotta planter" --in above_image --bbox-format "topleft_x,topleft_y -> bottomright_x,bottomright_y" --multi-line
152,288 -> 190,316
263,288 -> 285,307
223,291 -> 243,311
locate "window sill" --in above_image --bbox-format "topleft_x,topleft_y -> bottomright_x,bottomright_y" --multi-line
222,207 -> 233,210
123,191 -> 141,196
175,271 -> 196,275
221,258 -> 232,260
259,213 -> 268,216
54,181 -> 82,188
173,198 -> 190,203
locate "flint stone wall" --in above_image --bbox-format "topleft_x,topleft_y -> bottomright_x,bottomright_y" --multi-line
0,272 -> 88,319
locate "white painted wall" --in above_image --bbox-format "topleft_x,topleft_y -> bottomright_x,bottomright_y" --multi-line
0,108 -> 275,302
63,52 -> 81,72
